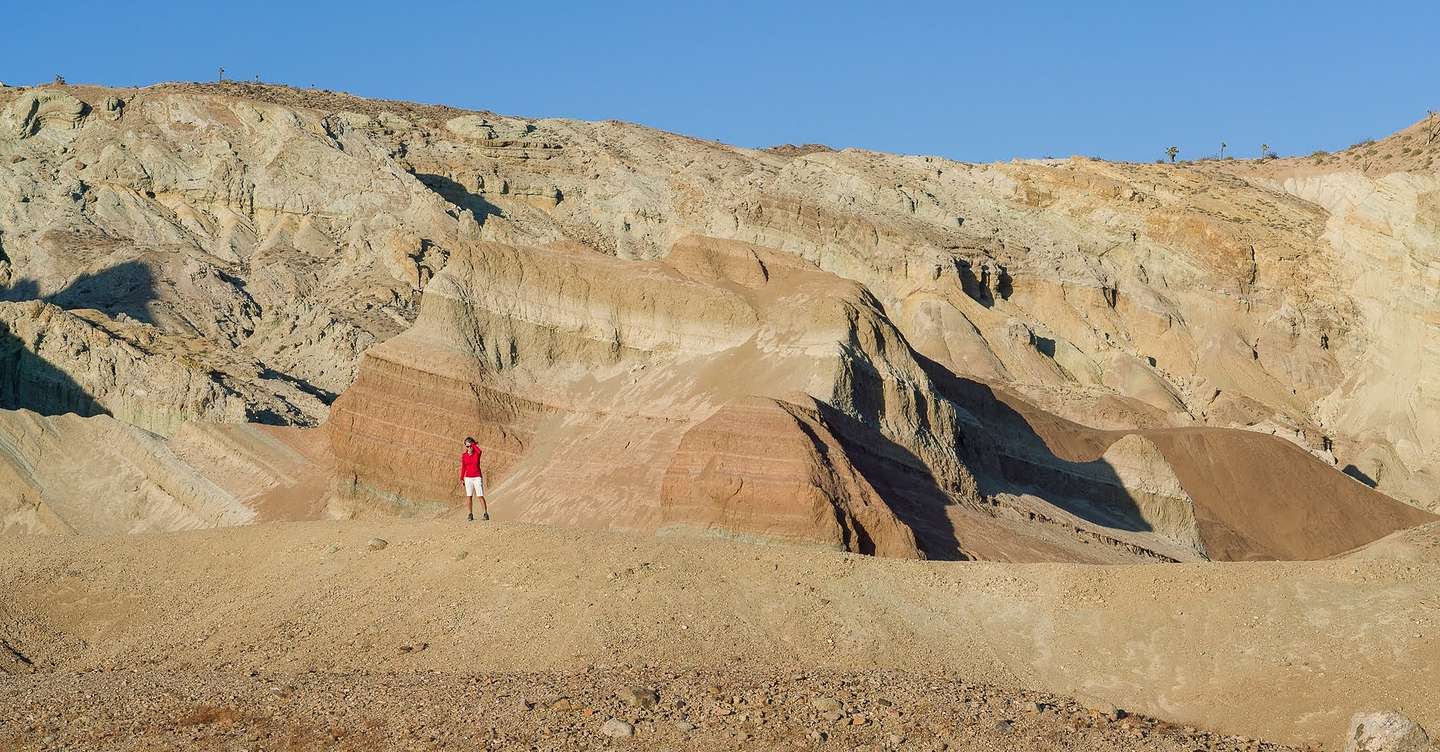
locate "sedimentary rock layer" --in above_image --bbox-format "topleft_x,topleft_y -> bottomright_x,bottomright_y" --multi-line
2,81 -> 1436,560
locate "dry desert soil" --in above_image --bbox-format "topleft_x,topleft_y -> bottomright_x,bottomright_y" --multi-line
4,519 -> 1439,750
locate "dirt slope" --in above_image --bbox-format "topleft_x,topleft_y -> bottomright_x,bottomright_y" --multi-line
2,520 -> 1436,747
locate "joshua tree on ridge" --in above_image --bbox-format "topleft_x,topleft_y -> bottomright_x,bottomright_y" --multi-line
1166,146 -> 1179,164
1261,143 -> 1270,158
1220,142 -> 1227,159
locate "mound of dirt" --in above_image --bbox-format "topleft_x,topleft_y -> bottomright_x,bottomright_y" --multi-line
2,520 -> 1436,747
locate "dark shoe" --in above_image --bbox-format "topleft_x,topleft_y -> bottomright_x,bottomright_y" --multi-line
467,513 -> 474,522
482,513 -> 490,521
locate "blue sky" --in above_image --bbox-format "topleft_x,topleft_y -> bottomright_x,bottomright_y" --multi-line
5,1 -> 1436,163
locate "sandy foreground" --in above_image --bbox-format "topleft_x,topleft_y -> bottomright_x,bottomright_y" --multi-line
2,519 -> 1437,750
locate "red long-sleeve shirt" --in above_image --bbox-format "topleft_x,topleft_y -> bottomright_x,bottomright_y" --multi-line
460,447 -> 483,479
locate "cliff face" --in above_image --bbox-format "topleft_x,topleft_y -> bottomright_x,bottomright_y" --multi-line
1,81 -> 1435,559
326,236 -> 967,558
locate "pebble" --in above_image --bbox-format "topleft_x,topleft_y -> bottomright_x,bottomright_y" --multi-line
617,686 -> 660,708
366,538 -> 388,551
810,697 -> 843,713
674,720 -> 696,732
600,718 -> 634,738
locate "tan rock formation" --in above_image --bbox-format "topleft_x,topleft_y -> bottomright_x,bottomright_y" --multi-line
0,300 -> 325,434
658,396 -> 921,557
0,409 -> 330,535
327,235 -> 978,557
1,81 -> 1436,561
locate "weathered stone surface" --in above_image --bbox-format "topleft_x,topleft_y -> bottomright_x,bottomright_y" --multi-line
1,82 -> 1437,559
599,718 -> 634,737
0,300 -> 325,435
2,89 -> 89,138
1344,711 -> 1432,752
0,410 -> 330,534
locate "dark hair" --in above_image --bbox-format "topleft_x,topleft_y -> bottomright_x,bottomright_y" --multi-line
465,436 -> 477,445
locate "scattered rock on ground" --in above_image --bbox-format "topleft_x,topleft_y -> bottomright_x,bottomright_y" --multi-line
617,686 -> 659,708
600,718 -> 635,738
1345,711 -> 1432,752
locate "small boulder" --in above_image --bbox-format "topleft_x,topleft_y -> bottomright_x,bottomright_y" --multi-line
366,538 -> 388,551
600,718 -> 634,738
1345,711 -> 1431,752
811,697 -> 843,713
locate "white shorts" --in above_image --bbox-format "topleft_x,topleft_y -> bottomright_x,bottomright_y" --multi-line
464,476 -> 485,496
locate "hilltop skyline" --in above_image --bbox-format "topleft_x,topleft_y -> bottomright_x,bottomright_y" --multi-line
6,0 -> 1438,163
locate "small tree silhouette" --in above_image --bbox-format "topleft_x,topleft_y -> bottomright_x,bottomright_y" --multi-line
1261,143 -> 1270,158
1165,146 -> 1179,164
53,74 -> 66,85
218,67 -> 225,82
1220,142 -> 1228,159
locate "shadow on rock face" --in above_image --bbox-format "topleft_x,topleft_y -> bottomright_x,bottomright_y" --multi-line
0,260 -> 158,417
914,352 -> 1155,535
1341,463 -> 1379,488
813,400 -> 969,560
414,172 -> 505,224
0,260 -> 158,324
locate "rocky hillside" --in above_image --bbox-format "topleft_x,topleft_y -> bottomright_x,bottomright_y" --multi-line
2,81 -> 1436,560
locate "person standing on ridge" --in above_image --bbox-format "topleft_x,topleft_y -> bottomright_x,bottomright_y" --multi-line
460,437 -> 488,521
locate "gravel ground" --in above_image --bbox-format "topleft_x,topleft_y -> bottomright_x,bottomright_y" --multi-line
0,667 -> 1303,751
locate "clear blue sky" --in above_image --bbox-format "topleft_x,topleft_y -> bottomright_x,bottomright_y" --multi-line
5,1 -> 1437,163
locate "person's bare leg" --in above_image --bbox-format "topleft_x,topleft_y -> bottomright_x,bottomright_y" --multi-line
479,494 -> 489,520
467,492 -> 474,521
